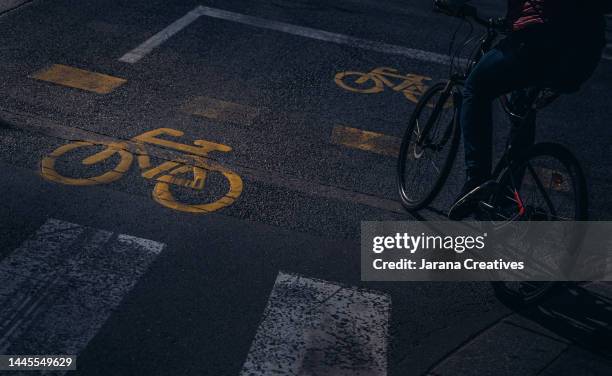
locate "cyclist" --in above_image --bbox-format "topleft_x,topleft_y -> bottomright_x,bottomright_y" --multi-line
445,0 -> 607,219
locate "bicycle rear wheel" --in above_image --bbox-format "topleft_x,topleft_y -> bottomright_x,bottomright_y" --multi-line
489,142 -> 588,306
397,82 -> 459,211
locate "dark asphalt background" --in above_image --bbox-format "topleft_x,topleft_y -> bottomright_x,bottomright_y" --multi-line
0,0 -> 610,375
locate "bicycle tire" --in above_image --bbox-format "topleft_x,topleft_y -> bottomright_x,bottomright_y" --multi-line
397,81 -> 460,211
490,142 -> 588,307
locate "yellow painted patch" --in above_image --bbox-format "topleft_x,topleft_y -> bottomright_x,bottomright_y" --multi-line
331,125 -> 400,157
32,64 -> 127,94
182,96 -> 261,125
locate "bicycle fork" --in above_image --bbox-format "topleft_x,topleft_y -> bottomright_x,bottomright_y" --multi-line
416,82 -> 456,149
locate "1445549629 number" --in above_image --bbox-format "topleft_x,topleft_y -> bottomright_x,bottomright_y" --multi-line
1,356 -> 76,370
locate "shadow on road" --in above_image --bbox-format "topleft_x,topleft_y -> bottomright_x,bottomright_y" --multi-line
520,284 -> 612,359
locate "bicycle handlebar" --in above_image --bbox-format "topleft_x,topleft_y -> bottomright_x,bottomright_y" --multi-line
433,0 -> 507,31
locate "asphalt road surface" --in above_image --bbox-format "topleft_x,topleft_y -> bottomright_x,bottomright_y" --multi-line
0,1 -> 611,375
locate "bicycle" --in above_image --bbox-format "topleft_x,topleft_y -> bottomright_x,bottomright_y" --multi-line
396,1 -> 588,305
41,128 -> 243,214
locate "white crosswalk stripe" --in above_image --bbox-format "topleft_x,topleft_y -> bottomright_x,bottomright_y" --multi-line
240,272 -> 391,376
0,218 -> 164,356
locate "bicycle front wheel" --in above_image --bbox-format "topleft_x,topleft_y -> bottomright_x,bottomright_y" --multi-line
397,82 -> 459,211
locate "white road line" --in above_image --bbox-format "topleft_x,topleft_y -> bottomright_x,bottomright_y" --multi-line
0,218 -> 164,355
240,272 -> 390,375
119,7 -> 203,63
195,6 -> 452,65
119,5 -> 453,65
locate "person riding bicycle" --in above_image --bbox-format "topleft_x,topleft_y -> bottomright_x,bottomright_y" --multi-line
445,0 -> 607,219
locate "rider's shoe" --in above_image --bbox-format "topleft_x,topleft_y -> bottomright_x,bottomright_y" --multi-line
448,178 -> 495,220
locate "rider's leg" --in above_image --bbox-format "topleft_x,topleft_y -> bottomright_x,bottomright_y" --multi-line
460,43 -> 535,183
450,38 -> 536,219
450,26 -> 565,220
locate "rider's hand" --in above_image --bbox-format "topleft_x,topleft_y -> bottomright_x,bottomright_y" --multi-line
433,0 -> 470,16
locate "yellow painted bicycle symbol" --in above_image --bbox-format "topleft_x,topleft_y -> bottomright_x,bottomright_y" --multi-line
335,67 -> 432,103
41,128 -> 243,214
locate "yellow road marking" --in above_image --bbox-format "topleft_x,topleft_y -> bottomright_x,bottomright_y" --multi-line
331,125 -> 400,157
31,64 -> 127,94
334,67 -> 431,104
40,128 -> 243,214
182,96 -> 261,125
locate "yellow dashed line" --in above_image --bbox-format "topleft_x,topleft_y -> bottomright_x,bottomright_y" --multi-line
331,125 -> 400,157
182,96 -> 261,125
31,64 -> 127,94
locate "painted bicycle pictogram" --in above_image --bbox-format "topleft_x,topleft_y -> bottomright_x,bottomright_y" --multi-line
41,128 -> 243,214
335,67 -> 432,103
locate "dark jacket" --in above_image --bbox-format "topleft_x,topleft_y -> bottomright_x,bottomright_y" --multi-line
506,0 -> 606,92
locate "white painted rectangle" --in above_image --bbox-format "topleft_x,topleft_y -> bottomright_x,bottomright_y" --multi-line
240,272 -> 391,375
119,5 -> 455,65
0,218 -> 164,355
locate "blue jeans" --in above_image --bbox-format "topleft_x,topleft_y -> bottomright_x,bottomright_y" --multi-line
459,31 -> 556,180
